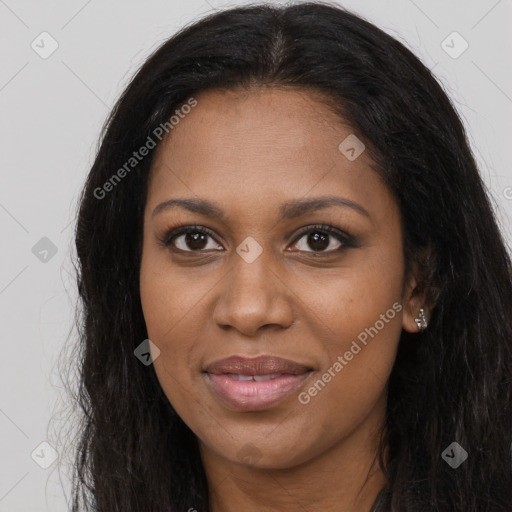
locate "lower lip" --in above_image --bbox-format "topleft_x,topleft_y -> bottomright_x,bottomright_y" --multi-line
205,372 -> 312,411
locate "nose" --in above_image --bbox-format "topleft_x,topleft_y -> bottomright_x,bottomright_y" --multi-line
212,253 -> 295,337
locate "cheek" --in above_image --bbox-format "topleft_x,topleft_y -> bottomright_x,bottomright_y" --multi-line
139,248 -> 213,412
140,281 -> 193,362
292,245 -> 404,412
294,295 -> 402,449
139,245 -> 210,341
296,242 -> 404,346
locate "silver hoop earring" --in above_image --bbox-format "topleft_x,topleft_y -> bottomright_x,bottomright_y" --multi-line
415,307 -> 428,331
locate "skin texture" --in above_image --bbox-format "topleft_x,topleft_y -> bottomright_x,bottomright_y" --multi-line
139,87 -> 428,512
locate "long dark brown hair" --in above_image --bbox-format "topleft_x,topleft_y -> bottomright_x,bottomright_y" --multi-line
64,2 -> 512,510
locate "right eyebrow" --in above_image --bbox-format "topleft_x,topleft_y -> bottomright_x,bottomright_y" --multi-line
152,198 -> 225,220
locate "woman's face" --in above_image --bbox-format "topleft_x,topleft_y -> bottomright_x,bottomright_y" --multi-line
140,87 -> 422,470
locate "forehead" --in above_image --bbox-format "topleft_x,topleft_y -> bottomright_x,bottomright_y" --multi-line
146,87 -> 396,222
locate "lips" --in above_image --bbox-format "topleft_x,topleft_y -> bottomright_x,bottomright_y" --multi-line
204,355 -> 312,376
203,355 -> 313,411
229,373 -> 285,381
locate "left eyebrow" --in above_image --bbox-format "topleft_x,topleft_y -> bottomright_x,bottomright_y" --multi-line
279,196 -> 370,219
151,195 -> 370,220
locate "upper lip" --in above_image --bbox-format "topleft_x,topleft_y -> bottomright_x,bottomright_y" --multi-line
204,355 -> 312,376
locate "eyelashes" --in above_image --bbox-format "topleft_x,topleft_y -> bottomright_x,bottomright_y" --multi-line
160,225 -> 223,253
290,224 -> 355,253
157,223 -> 357,256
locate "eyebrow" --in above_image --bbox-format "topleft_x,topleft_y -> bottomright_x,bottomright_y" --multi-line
151,195 -> 370,220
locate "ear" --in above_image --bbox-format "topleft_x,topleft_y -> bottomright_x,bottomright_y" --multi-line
401,265 -> 427,333
401,246 -> 437,333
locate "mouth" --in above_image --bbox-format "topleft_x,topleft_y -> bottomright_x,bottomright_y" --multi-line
203,355 -> 314,411
204,371 -> 313,411
204,354 -> 313,376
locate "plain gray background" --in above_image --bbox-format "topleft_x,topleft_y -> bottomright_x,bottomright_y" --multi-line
1,0 -> 511,510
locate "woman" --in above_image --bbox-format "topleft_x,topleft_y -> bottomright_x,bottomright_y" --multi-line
70,2 -> 512,510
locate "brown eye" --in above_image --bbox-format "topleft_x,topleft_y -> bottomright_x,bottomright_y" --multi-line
289,225 -> 353,254
163,227 -> 223,252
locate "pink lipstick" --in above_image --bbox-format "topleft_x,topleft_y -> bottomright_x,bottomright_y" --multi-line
204,355 -> 313,411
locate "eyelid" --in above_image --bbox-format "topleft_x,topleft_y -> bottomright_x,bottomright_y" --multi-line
158,223 -> 355,253
289,223 -> 353,246
158,224 -> 221,248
